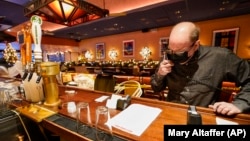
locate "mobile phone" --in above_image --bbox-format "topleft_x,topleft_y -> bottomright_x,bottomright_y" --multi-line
163,52 -> 168,60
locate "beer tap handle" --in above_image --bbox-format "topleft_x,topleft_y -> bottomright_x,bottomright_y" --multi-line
22,71 -> 28,81
28,72 -> 33,81
35,63 -> 42,83
22,64 -> 29,81
36,75 -> 42,83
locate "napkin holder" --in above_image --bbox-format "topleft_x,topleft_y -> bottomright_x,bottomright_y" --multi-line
116,95 -> 131,110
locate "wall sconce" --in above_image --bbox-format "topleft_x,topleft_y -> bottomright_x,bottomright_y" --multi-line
108,49 -> 118,60
140,46 -> 151,60
85,50 -> 93,61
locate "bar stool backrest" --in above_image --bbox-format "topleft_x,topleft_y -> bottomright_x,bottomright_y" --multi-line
114,80 -> 142,97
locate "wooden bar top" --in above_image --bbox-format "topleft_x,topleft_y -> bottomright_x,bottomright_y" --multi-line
11,85 -> 250,141
47,86 -> 250,140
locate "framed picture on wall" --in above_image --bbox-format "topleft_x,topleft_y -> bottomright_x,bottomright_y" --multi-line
96,43 -> 105,59
123,40 -> 134,57
212,27 -> 239,53
159,37 -> 169,57
47,52 -> 65,62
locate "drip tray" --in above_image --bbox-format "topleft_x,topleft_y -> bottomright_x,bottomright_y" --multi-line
16,104 -> 57,122
0,110 -> 16,123
46,114 -> 128,141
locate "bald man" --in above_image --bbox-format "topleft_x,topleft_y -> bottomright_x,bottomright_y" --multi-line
151,21 -> 250,116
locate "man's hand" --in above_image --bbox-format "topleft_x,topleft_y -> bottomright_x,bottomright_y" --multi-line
157,60 -> 174,76
209,102 -> 241,116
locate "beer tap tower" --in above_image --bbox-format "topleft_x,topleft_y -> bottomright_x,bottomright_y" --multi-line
30,15 -> 60,106
18,18 -> 44,103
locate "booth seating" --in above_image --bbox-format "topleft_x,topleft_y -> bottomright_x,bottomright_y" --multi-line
113,75 -> 240,102
60,72 -> 239,102
94,74 -> 116,93
61,72 -> 73,84
60,72 -> 97,90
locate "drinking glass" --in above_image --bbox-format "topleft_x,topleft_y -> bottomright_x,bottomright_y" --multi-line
65,90 -> 77,102
61,101 -> 76,114
76,102 -> 92,135
0,88 -> 11,114
95,106 -> 113,141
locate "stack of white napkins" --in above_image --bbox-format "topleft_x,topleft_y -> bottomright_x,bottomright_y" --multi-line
95,95 -> 109,102
107,103 -> 162,136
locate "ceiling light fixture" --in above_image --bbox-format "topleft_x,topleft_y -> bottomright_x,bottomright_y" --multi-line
24,0 -> 109,27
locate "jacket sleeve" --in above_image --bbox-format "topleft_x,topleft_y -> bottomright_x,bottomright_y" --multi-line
150,66 -> 168,92
226,51 -> 250,112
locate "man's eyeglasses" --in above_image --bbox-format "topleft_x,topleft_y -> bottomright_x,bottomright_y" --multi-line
165,41 -> 196,56
164,41 -> 196,62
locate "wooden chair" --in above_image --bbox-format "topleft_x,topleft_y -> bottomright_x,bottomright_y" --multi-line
61,72 -> 73,85
142,88 -> 168,101
137,76 -> 168,100
218,81 -> 240,102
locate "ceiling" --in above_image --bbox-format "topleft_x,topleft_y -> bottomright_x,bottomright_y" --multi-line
1,0 -> 250,42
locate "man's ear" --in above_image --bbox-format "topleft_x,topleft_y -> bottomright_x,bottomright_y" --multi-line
195,40 -> 200,49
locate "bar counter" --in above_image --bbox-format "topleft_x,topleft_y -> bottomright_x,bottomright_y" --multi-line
11,85 -> 250,141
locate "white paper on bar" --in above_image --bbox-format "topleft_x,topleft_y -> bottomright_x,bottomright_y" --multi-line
216,117 -> 238,125
107,103 -> 162,136
95,95 -> 109,102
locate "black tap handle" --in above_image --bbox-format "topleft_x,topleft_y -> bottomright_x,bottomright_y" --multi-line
28,72 -> 34,81
22,72 -> 28,81
36,75 -> 42,83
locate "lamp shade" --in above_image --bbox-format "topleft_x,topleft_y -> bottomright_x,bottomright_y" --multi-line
24,0 -> 109,26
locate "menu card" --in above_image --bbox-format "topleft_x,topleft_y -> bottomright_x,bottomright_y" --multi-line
107,103 -> 162,136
